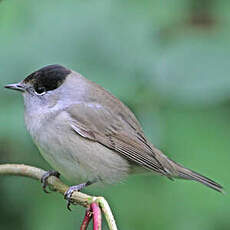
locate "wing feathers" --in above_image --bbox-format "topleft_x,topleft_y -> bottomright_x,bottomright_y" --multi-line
68,104 -> 167,176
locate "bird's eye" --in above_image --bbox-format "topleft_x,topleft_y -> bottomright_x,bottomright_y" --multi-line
35,86 -> 46,95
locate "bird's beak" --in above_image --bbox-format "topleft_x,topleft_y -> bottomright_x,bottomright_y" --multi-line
4,83 -> 25,92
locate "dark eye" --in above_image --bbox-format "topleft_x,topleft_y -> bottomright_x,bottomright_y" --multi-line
35,86 -> 46,95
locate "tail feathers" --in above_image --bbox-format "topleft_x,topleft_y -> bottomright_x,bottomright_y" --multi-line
168,159 -> 224,193
177,167 -> 223,193
151,147 -> 223,192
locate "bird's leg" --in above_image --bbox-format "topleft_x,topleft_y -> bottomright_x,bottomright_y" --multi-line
64,181 -> 94,211
41,170 -> 60,193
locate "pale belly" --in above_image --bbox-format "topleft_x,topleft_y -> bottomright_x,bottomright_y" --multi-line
31,114 -> 130,185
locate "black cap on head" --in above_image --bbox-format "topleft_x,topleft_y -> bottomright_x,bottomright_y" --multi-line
23,64 -> 71,92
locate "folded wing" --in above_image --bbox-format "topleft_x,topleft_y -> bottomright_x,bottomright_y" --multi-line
67,102 -> 168,176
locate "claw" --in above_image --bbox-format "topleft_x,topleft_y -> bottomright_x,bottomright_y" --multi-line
41,170 -> 60,193
67,200 -> 72,211
64,181 -> 93,211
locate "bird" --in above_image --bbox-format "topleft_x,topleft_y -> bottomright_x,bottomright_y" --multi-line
5,64 -> 223,208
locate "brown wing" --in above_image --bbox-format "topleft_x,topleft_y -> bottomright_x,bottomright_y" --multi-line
67,103 -> 167,175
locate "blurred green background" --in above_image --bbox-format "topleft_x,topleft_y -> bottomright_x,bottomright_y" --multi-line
0,0 -> 229,229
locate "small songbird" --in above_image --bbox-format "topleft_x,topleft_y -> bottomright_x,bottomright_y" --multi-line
5,64 -> 223,206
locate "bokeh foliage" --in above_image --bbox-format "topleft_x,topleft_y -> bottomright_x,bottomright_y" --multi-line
0,0 -> 229,229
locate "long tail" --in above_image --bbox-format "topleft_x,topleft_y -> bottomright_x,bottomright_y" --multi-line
168,159 -> 223,193
153,148 -> 223,193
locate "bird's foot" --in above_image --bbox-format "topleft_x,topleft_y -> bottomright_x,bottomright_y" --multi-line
41,170 -> 60,193
64,181 -> 92,211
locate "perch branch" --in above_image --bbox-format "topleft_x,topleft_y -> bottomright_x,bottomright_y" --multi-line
80,208 -> 93,230
0,164 -> 118,230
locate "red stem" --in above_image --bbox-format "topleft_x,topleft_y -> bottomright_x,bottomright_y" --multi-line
80,208 -> 93,230
91,202 -> 102,230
